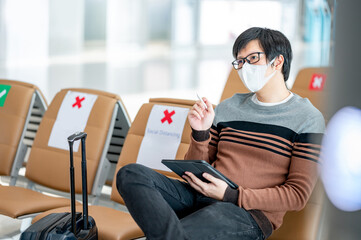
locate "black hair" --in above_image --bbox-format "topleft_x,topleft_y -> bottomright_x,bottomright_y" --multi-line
232,27 -> 293,81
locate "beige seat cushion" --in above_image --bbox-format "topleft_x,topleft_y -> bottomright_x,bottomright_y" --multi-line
0,186 -> 70,218
32,205 -> 143,240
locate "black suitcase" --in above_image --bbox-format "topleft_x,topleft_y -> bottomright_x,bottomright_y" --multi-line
20,132 -> 98,240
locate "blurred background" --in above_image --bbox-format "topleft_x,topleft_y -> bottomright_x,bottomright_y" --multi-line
3,0 -> 361,239
0,0 -> 334,119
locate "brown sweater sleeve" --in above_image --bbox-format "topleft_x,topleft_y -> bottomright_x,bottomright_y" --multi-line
237,133 -> 322,212
184,125 -> 219,164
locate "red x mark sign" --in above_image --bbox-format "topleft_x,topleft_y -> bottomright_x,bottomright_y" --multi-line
72,96 -> 85,109
161,110 -> 175,124
309,74 -> 326,91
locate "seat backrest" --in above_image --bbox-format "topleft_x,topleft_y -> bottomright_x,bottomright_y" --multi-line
104,96 -> 131,186
0,79 -> 47,185
220,68 -> 249,102
24,88 -> 131,197
221,67 -> 330,115
291,67 -> 330,120
270,67 -> 329,239
269,180 -> 325,240
110,98 -> 194,204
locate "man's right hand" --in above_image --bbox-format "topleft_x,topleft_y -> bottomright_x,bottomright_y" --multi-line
188,97 -> 215,131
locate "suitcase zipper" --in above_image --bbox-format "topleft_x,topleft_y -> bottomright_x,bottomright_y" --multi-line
38,213 -> 70,239
55,212 -> 82,234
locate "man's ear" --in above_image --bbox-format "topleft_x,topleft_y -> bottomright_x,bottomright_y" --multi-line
273,55 -> 284,70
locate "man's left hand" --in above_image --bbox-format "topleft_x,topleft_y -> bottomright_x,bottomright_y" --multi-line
183,171 -> 228,201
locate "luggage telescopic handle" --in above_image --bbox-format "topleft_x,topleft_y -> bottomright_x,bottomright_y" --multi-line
67,132 -> 89,234
67,131 -> 87,143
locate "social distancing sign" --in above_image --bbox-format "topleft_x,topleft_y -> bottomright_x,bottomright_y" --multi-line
0,85 -> 11,107
48,91 -> 98,151
309,74 -> 326,91
136,105 -> 189,171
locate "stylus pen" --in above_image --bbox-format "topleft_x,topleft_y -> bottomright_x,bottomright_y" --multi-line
196,92 -> 208,110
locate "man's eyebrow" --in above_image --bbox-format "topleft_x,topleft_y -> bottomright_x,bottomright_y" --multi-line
237,51 -> 259,59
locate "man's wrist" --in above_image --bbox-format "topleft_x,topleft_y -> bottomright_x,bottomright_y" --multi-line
191,128 -> 210,142
223,186 -> 239,204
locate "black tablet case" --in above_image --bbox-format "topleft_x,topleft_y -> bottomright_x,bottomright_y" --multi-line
162,159 -> 238,189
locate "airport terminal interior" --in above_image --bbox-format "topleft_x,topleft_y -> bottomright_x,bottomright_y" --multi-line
1,0 -> 360,239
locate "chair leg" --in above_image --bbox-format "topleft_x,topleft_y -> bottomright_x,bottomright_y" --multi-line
9,176 -> 17,186
26,181 -> 35,190
91,195 -> 100,205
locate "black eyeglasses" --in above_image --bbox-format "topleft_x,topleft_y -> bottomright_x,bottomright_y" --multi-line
231,52 -> 265,70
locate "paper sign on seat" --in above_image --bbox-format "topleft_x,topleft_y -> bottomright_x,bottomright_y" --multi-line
0,85 -> 11,107
136,105 -> 189,171
48,91 -> 97,152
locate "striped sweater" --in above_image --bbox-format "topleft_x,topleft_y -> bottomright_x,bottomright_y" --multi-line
185,93 -> 325,238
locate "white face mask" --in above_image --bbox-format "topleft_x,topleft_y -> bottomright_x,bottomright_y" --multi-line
238,58 -> 276,92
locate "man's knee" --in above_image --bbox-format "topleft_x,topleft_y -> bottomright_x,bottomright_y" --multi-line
117,163 -> 138,194
116,163 -> 152,194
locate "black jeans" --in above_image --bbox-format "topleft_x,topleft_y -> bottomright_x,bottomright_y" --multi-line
116,163 -> 264,240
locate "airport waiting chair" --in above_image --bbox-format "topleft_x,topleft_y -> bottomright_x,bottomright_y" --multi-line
0,79 -> 47,186
268,180 -> 325,240
220,67 -> 329,112
219,68 -> 249,102
32,98 -> 195,240
113,97 -> 193,181
0,88 -> 131,229
291,67 -> 330,120
218,67 -> 329,239
269,67 -> 330,240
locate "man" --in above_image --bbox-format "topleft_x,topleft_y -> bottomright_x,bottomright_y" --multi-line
117,27 -> 325,239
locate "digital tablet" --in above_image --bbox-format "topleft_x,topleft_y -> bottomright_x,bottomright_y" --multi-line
161,159 -> 238,189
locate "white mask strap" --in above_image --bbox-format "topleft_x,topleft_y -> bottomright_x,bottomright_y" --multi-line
268,57 -> 276,66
